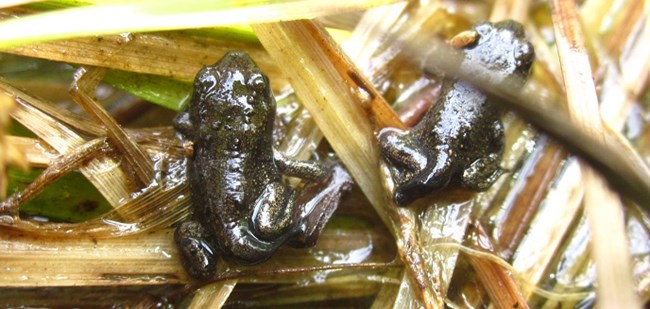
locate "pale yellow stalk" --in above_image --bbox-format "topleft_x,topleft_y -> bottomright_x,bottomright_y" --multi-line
549,0 -> 640,307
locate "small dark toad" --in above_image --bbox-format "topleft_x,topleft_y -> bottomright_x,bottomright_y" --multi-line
378,20 -> 535,206
174,51 -> 351,279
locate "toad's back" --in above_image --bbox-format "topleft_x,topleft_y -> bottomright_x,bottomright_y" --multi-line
175,51 -> 280,223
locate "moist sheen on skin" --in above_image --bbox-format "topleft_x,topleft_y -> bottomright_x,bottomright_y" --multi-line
173,51 -> 352,280
378,20 -> 535,206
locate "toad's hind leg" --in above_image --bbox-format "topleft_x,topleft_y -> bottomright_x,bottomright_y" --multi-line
271,152 -> 353,247
253,165 -> 352,248
394,147 -> 453,206
252,182 -> 296,241
290,164 -> 352,247
377,127 -> 428,185
174,220 -> 218,280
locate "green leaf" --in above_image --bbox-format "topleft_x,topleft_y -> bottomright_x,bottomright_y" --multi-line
104,70 -> 191,111
9,168 -> 113,223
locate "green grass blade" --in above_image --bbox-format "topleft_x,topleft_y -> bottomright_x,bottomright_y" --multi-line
0,0 -> 399,48
9,168 -> 113,223
104,70 -> 191,111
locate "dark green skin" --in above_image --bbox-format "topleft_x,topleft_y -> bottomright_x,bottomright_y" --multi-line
378,20 -> 535,206
174,51 -> 351,280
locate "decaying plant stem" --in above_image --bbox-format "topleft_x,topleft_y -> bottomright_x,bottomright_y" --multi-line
253,20 -> 444,308
1,78 -> 132,208
466,223 -> 529,309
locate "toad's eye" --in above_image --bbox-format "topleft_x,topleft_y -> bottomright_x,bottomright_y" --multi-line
514,42 -> 532,61
250,74 -> 267,92
200,74 -> 218,93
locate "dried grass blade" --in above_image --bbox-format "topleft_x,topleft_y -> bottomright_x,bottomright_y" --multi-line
188,280 -> 237,309
512,159 -> 584,292
1,79 -> 104,136
3,182 -> 190,237
70,67 -> 154,186
0,213 -> 393,287
2,78 -> 193,236
0,8 -> 282,84
599,3 -> 650,131
549,0 -> 640,307
0,227 -> 188,286
580,0 -> 615,33
603,0 -> 645,55
466,224 -> 529,309
0,93 -> 9,200
350,2 -> 443,82
392,270 -> 427,308
4,33 -> 282,86
620,13 -> 650,102
0,91 -> 28,199
252,20 -> 439,308
0,76 -> 189,238
370,274 -> 401,308
6,136 -> 49,167
494,140 -> 567,258
3,81 -> 131,207
343,2 -> 408,73
489,0 -> 532,22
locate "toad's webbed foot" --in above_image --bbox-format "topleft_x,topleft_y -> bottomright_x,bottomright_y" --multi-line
269,152 -> 352,247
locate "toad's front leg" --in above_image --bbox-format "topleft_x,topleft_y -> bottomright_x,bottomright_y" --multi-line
460,119 -> 505,191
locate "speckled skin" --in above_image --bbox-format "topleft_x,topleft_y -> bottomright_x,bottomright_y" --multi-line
174,51 -> 351,280
378,20 -> 535,206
